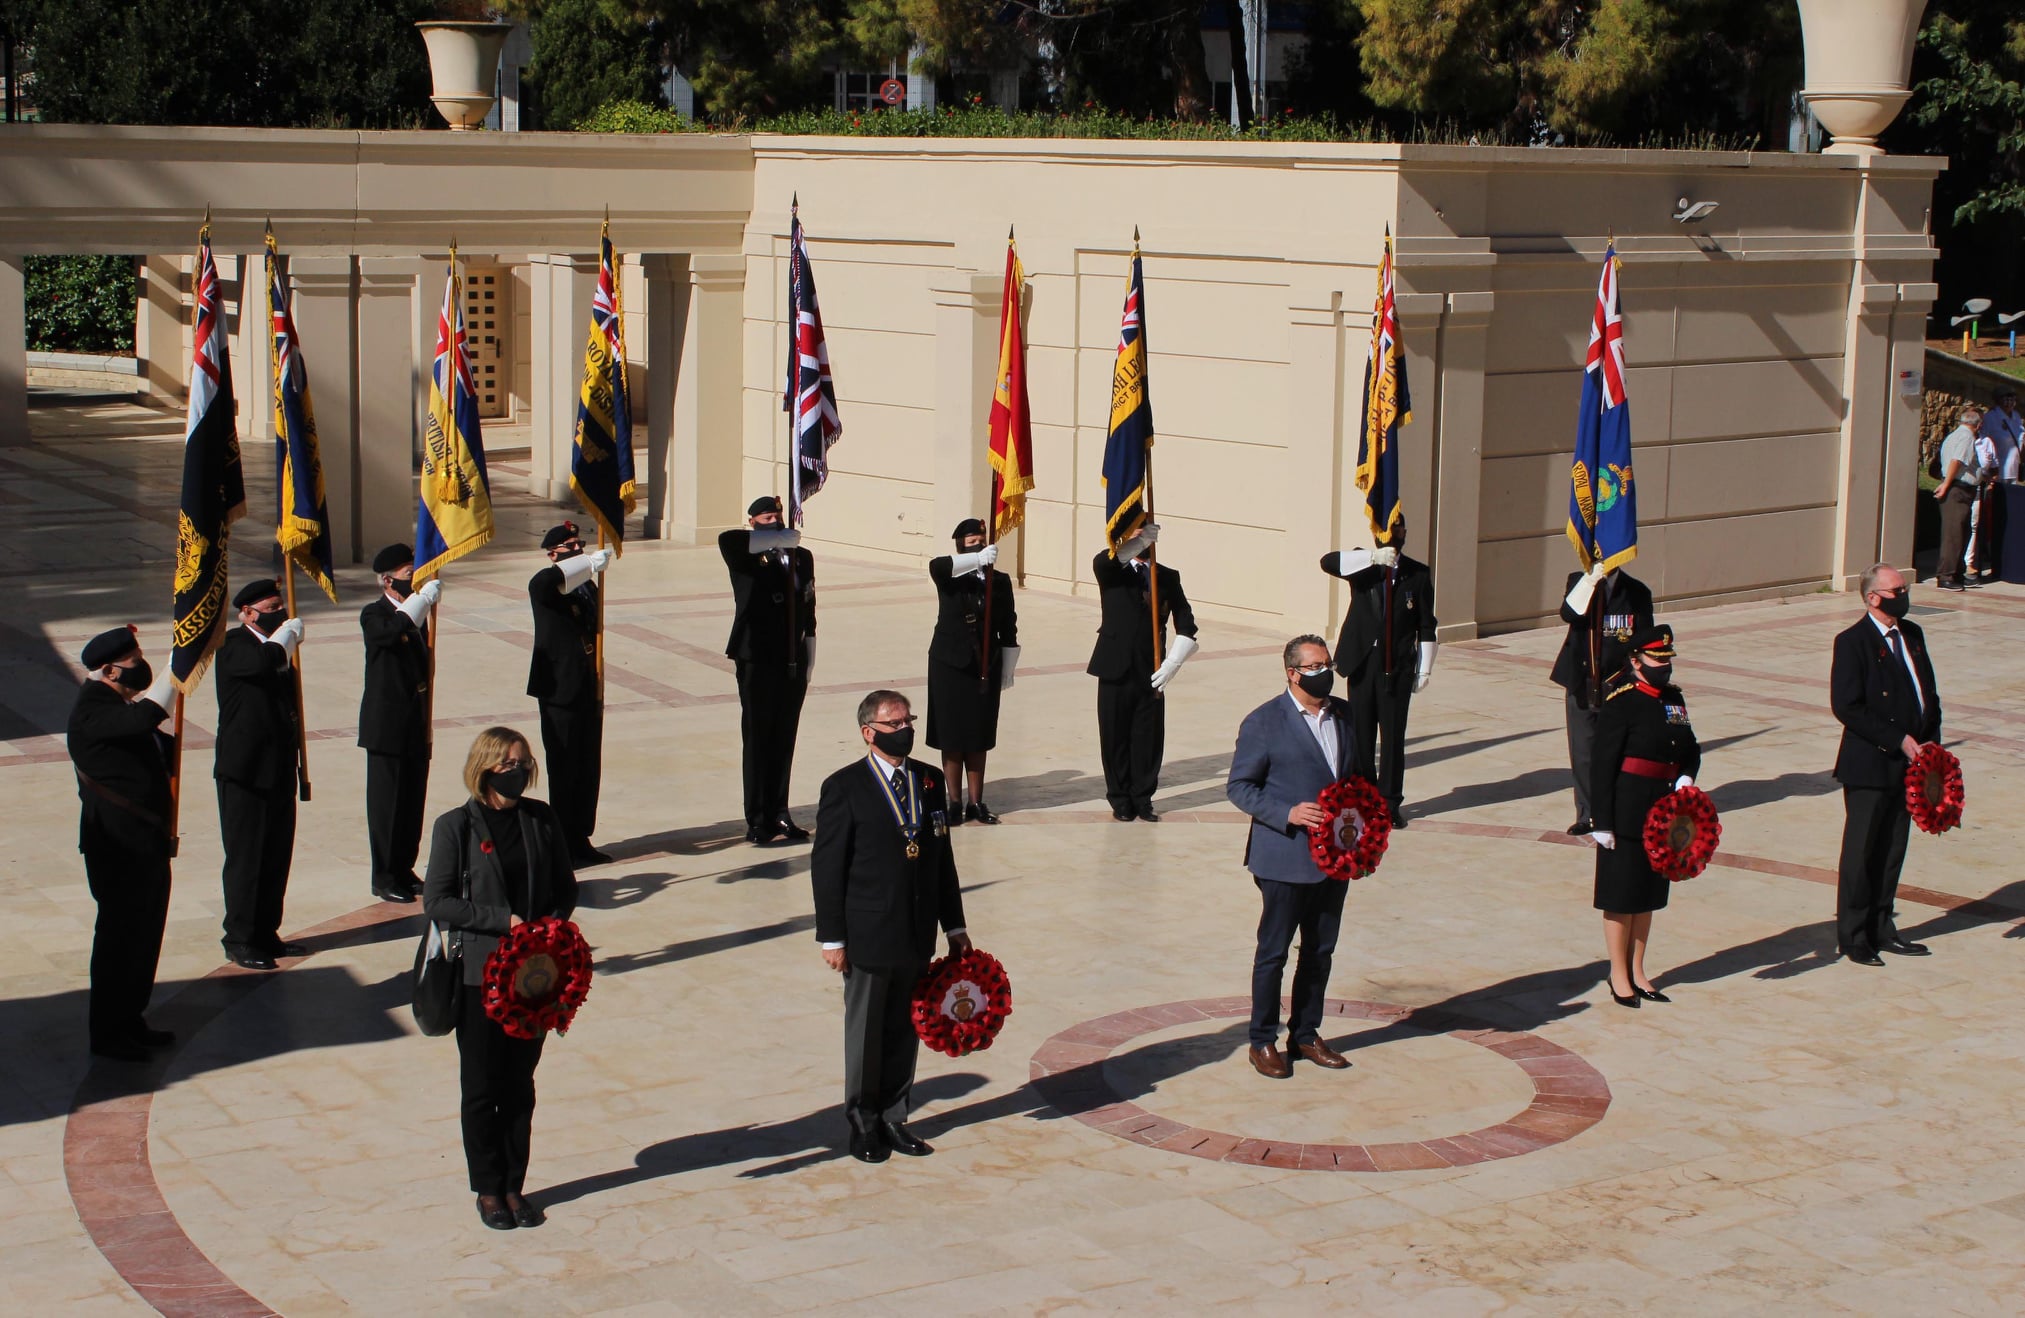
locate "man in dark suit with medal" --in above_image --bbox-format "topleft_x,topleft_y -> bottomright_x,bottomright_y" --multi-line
1321,515 -> 1437,827
1088,522 -> 1200,822
1831,563 -> 1942,966
359,544 -> 438,903
720,496 -> 817,844
67,626 -> 180,1060
1551,562 -> 1653,835
528,522 -> 615,867
213,579 -> 308,971
1226,636 -> 1358,1080
812,690 -> 971,1163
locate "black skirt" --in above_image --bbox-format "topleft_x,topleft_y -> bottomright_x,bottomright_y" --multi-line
926,653 -> 1003,753
1592,772 -> 1671,914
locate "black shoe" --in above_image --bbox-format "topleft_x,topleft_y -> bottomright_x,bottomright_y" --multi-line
1845,948 -> 1886,967
881,1120 -> 933,1156
371,884 -> 417,904
569,847 -> 614,868
1134,807 -> 1160,823
848,1127 -> 890,1164
1882,938 -> 1931,957
476,1195 -> 517,1230
1633,985 -> 1672,1003
507,1194 -> 545,1228
1608,982 -> 1640,1008
229,952 -> 279,972
971,802 -> 1001,825
747,824 -> 784,845
1567,818 -> 1593,836
90,1038 -> 152,1063
776,817 -> 811,843
138,1026 -> 176,1048
1112,808 -> 1135,822
1389,805 -> 1408,829
267,941 -> 308,959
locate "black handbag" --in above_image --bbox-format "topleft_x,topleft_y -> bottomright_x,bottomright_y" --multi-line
411,814 -> 470,1036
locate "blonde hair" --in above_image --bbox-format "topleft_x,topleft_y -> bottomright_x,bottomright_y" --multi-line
461,726 -> 538,799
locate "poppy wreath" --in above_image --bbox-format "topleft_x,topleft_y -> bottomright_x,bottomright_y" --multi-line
1309,775 -> 1392,881
1642,786 -> 1722,881
1906,744 -> 1965,835
482,916 -> 594,1040
912,948 -> 1012,1057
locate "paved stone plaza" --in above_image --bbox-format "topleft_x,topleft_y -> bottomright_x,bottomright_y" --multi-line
4,400 -> 2024,1314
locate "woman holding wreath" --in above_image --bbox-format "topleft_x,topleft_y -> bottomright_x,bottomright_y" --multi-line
925,518 -> 1019,823
422,727 -> 578,1230
1588,625 -> 1700,1008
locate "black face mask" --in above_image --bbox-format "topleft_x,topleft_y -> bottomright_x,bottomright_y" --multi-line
1641,662 -> 1673,687
1295,669 -> 1335,699
113,659 -> 152,691
387,576 -> 415,599
871,726 -> 915,759
251,609 -> 287,636
486,766 -> 530,802
551,548 -> 583,562
1876,590 -> 1910,621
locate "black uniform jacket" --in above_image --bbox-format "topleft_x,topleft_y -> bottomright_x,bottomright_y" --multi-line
1831,616 -> 1941,790
1590,672 -> 1703,828
1550,569 -> 1654,705
212,627 -> 299,791
811,756 -> 967,969
421,796 -> 579,985
526,564 -> 600,707
718,530 -> 816,663
1086,551 -> 1198,682
927,556 -> 1018,676
1321,552 -> 1437,681
67,680 -> 173,857
358,596 -> 431,756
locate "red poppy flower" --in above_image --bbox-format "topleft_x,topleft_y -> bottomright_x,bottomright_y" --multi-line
480,840 -> 494,854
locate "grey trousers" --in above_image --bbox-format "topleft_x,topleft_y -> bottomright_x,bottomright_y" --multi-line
1565,691 -> 1598,823
843,963 -> 922,1127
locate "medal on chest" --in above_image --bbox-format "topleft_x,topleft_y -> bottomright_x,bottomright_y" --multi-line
869,757 -> 923,860
1664,703 -> 1691,727
1604,613 -> 1634,639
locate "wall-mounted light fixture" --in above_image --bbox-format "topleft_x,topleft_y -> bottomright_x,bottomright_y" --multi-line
1673,198 -> 1719,223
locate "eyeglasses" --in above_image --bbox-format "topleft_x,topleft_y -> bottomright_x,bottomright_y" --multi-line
493,757 -> 528,771
554,542 -> 584,555
867,716 -> 917,730
1292,665 -> 1331,678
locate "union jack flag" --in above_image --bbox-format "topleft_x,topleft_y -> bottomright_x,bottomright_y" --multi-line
1567,242 -> 1636,571
570,220 -> 635,548
171,228 -> 247,689
1585,247 -> 1628,409
783,198 -> 841,528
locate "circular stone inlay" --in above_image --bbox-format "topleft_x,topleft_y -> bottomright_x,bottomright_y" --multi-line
1029,997 -> 1611,1172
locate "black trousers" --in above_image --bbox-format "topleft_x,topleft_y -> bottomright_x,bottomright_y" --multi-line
1937,484 -> 1974,584
1565,692 -> 1598,823
1250,877 -> 1347,1047
217,777 -> 296,953
538,699 -> 603,849
82,843 -> 171,1048
842,962 -> 923,1128
365,749 -> 429,892
1349,663 -> 1414,807
1837,786 -> 1912,954
1096,677 -> 1165,813
736,660 -> 808,828
455,987 -> 546,1196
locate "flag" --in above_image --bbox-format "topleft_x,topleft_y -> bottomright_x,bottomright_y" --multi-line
1101,235 -> 1154,555
987,232 -> 1034,540
570,219 -> 636,550
1354,228 -> 1411,546
1566,242 -> 1637,571
171,229 -> 247,689
267,229 -> 336,603
783,198 -> 841,528
415,247 -> 494,584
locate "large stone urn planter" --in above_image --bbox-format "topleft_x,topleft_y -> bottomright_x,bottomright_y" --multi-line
416,21 -> 514,130
1795,0 -> 1930,155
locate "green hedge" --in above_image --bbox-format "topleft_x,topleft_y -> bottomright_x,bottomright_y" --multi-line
26,256 -> 137,354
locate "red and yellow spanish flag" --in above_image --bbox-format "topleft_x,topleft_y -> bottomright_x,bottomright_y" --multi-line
986,231 -> 1034,539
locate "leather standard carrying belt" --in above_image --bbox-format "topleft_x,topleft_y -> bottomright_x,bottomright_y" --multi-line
75,768 -> 169,836
1621,757 -> 1680,781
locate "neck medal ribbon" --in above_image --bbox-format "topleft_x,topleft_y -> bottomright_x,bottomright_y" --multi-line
867,755 -> 922,860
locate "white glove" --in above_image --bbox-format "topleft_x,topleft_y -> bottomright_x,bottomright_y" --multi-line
1328,548 -> 1374,576
999,644 -> 1020,691
265,617 -> 305,658
1118,522 -> 1160,562
950,545 -> 999,575
1150,633 -> 1200,692
1372,546 -> 1400,568
141,668 -> 178,713
556,553 -> 599,592
802,635 -> 816,681
1673,775 -> 1694,791
1414,640 -> 1436,693
1589,830 -> 1616,850
590,547 -> 615,572
397,580 -> 440,626
749,527 -> 801,554
1565,571 -> 1599,614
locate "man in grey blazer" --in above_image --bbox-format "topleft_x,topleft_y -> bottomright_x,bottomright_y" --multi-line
1226,635 -> 1359,1079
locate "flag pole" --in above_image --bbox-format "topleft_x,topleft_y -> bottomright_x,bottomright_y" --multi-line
284,560 -> 311,800
167,691 -> 184,858
595,526 -> 607,703
979,473 -> 998,693
424,592 -> 438,750
1145,454 -> 1165,672
783,195 -> 801,680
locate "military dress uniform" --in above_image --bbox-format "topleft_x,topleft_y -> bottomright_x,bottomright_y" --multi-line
1551,568 -> 1654,831
925,550 -> 1018,756
528,525 -> 606,862
1322,549 -> 1436,820
1589,639 -> 1701,915
1088,549 -> 1199,820
360,551 -> 433,902
720,509 -> 816,841
213,602 -> 303,964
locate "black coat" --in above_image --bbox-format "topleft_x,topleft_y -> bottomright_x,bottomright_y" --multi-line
66,679 -> 174,858
1590,671 -> 1703,913
1550,569 -> 1654,706
1086,551 -> 1198,682
927,557 -> 1017,676
212,626 -> 299,791
1321,552 -> 1437,681
526,564 -> 600,707
1831,616 -> 1942,789
811,756 -> 966,969
718,530 -> 816,664
358,597 -> 431,756
421,797 -> 579,985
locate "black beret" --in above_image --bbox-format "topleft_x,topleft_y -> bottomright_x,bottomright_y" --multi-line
372,543 -> 414,574
748,495 -> 783,517
1630,624 -> 1676,659
952,518 -> 986,541
82,625 -> 139,670
233,578 -> 282,610
541,521 -> 582,550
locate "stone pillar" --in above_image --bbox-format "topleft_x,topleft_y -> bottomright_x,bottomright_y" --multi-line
1884,281 -> 1938,573
1831,279 -> 1900,588
287,258 -> 363,564
134,255 -> 187,410
0,256 -> 24,447
658,252 -> 745,542
528,252 -> 598,503
641,253 -> 686,538
357,259 -> 421,561
1426,291 -> 1493,642
1286,285 -> 1346,630
928,269 -> 999,546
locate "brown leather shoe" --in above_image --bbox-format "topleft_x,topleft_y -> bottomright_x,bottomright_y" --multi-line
1247,1043 -> 1291,1079
1293,1038 -> 1350,1069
